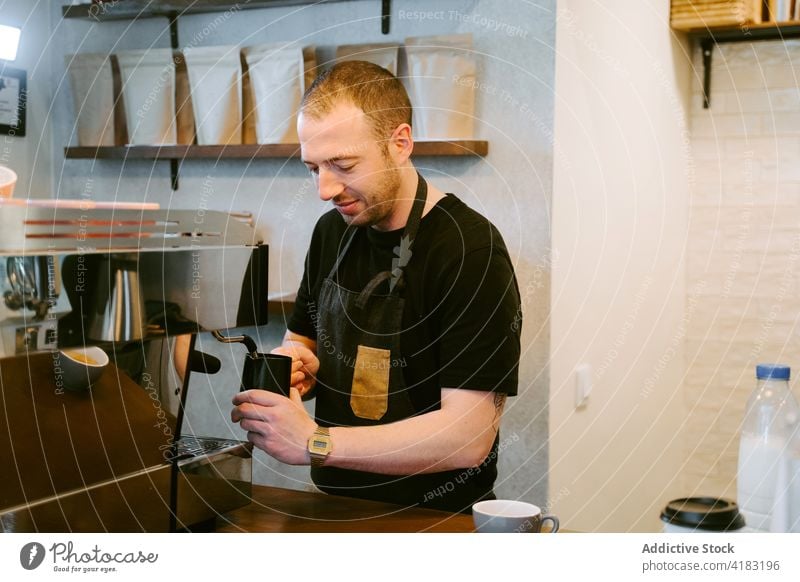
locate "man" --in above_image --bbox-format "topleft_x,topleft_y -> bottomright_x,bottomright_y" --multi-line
231,61 -> 520,513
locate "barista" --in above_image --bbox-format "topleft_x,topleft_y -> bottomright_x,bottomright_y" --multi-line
231,61 -> 521,512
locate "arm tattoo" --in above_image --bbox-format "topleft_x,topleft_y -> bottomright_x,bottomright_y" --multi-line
492,393 -> 507,433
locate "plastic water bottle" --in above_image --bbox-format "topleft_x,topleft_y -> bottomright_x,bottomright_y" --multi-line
737,364 -> 800,532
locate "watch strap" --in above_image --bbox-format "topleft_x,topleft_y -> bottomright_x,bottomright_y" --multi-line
309,426 -> 331,468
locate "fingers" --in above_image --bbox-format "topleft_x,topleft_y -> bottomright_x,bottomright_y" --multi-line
239,418 -> 267,435
233,389 -> 284,407
272,345 -> 309,362
231,402 -> 270,423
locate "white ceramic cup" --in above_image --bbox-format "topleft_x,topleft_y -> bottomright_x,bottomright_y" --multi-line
58,346 -> 109,391
472,499 -> 559,533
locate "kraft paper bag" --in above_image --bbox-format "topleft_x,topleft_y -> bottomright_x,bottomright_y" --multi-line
173,52 -> 196,145
116,49 -> 177,145
403,34 -> 476,140
335,43 -> 399,76
241,52 -> 257,145
66,53 -> 116,146
303,46 -> 318,95
183,46 -> 242,145
242,44 -> 304,144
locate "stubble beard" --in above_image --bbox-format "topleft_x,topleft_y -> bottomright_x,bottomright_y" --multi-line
341,161 -> 402,229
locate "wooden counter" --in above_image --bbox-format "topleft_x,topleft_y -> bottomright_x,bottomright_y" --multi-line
215,485 -> 475,533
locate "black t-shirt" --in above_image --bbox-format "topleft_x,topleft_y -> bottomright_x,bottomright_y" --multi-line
288,193 -> 521,511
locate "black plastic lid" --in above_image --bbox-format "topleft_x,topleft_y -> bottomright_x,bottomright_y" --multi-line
660,497 -> 746,531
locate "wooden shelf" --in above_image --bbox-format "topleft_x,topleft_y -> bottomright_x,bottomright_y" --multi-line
685,20 -> 800,41
62,0 -> 362,21
61,0 -> 391,37
676,20 -> 800,109
64,142 -> 487,189
63,141 -> 489,160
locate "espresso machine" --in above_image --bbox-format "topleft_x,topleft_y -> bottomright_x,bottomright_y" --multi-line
0,205 -> 268,532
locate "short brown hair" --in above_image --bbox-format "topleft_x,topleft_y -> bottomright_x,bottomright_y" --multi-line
300,60 -> 412,143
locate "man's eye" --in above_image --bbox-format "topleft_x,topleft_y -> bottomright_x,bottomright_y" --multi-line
307,166 -> 319,175
338,165 -> 355,172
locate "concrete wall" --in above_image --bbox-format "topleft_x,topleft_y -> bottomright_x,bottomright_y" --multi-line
46,1 -> 557,505
551,0 -> 692,531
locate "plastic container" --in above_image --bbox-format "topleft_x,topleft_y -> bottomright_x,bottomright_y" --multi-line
737,363 -> 800,532
661,497 -> 745,533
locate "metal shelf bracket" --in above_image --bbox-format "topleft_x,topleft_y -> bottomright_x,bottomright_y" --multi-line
382,0 -> 391,34
168,11 -> 180,49
170,159 -> 180,191
701,38 -> 714,109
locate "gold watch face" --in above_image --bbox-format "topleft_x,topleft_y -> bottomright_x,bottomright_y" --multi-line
309,431 -> 331,455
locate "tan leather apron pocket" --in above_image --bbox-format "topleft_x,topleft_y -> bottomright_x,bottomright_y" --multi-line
350,345 -> 390,420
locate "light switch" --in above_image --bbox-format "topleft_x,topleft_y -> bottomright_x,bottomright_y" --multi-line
575,363 -> 592,409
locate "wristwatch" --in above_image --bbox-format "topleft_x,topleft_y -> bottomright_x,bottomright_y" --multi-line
308,426 -> 332,467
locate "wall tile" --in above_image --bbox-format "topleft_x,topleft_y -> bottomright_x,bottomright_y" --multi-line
691,113 -> 763,137
724,88 -> 800,113
687,40 -> 800,505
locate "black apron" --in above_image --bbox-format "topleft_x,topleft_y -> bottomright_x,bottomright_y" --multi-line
311,174 -> 447,506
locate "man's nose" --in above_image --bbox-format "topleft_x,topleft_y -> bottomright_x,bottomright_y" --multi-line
317,167 -> 344,201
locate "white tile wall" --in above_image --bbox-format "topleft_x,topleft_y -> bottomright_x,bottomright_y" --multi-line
686,39 -> 800,498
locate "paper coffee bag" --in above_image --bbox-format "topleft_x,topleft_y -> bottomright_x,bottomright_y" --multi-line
403,34 -> 476,140
335,43 -> 399,76
116,49 -> 177,145
242,44 -> 304,144
66,53 -> 116,146
173,52 -> 196,145
183,46 -> 242,145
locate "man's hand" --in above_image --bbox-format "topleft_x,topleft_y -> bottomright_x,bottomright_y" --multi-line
271,343 -> 319,397
231,388 -> 317,465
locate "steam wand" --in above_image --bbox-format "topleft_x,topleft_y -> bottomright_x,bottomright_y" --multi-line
211,330 -> 259,357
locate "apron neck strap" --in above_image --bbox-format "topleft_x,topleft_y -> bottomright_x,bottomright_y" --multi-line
327,172 -> 429,284
402,172 -> 428,250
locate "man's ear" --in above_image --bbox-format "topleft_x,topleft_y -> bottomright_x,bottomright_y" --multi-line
388,123 -> 413,164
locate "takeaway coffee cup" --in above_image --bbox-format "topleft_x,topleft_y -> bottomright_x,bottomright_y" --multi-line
241,352 -> 292,397
660,497 -> 745,533
472,500 -> 559,533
